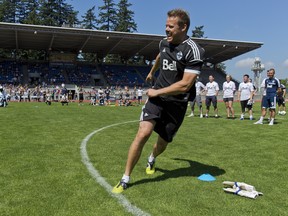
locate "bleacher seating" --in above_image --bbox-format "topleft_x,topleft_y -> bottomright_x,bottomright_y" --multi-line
1,60 -> 238,89
0,61 -> 22,84
100,64 -> 145,87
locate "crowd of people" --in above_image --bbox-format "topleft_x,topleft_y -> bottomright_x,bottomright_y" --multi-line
187,69 -> 286,125
0,70 -> 286,118
0,83 -> 146,107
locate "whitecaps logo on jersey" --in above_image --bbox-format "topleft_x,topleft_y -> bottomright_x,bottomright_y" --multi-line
176,51 -> 183,60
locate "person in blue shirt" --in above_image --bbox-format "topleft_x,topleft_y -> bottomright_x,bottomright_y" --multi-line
254,68 -> 280,125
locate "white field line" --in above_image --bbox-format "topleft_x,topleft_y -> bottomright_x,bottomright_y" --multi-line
80,120 -> 151,216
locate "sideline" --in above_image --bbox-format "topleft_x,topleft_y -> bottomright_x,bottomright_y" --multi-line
80,120 -> 151,216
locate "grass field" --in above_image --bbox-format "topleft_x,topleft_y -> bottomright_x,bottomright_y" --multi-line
0,101 -> 287,216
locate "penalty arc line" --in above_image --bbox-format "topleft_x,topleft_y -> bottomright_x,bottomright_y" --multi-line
80,120 -> 151,216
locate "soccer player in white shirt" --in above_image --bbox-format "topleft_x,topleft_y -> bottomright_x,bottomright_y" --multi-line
237,74 -> 254,120
137,86 -> 144,104
187,77 -> 205,117
222,75 -> 236,118
205,75 -> 219,117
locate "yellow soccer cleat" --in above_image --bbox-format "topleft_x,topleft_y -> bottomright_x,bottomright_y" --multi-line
145,161 -> 156,175
112,180 -> 127,194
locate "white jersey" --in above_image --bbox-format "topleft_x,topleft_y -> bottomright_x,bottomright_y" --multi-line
137,89 -> 143,97
195,81 -> 205,95
0,90 -> 6,99
238,82 -> 254,101
260,79 -> 266,96
205,81 -> 219,96
223,81 -> 236,98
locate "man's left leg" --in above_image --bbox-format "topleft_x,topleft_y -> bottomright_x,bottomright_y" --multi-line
146,135 -> 169,174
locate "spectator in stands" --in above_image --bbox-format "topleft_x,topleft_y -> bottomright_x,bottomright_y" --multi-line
187,76 -> 205,118
205,75 -> 219,118
112,9 -> 204,193
222,75 -> 236,118
254,69 -> 280,125
237,74 -> 254,120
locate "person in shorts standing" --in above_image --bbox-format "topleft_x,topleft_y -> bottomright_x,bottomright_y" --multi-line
112,9 -> 204,193
204,75 -> 219,118
222,75 -> 236,118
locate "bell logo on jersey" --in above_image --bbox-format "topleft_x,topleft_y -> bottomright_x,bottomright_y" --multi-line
162,59 -> 177,71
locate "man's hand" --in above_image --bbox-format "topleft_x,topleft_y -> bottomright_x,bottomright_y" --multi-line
146,88 -> 159,98
145,73 -> 154,84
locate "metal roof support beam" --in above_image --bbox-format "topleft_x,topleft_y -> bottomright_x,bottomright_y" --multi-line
48,34 -> 55,51
80,36 -> 91,52
132,40 -> 155,57
15,30 -> 18,51
105,38 -> 124,55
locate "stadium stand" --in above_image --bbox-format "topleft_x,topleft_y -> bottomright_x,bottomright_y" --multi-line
0,59 -> 239,89
0,60 -> 22,84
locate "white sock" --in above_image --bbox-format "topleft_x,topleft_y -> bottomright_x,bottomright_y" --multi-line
270,118 -> 274,123
148,154 -> 155,163
122,174 -> 130,183
259,116 -> 264,122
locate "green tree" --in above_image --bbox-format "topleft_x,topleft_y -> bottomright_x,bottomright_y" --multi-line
38,0 -> 78,27
192,25 -> 205,38
216,63 -> 226,72
97,0 -> 117,31
114,0 -> 137,32
0,0 -> 17,23
17,0 -> 40,25
81,6 -> 97,29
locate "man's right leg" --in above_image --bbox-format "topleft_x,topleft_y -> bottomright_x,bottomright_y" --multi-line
124,120 -> 155,176
254,108 -> 267,124
112,120 -> 155,193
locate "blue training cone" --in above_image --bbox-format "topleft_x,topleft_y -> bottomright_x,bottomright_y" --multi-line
198,173 -> 216,182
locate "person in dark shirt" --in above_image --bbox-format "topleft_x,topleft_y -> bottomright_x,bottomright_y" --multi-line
113,8 -> 204,193
254,68 -> 280,125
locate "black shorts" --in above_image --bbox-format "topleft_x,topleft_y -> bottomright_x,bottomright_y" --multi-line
140,97 -> 187,142
206,96 -> 217,107
277,96 -> 285,106
240,99 -> 252,112
223,97 -> 233,102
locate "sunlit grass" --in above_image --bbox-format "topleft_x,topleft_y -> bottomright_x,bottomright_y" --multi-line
0,101 -> 287,215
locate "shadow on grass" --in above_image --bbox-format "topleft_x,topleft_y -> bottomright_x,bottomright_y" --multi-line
130,158 -> 225,187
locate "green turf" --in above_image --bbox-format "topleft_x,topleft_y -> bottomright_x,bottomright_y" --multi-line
0,101 -> 287,216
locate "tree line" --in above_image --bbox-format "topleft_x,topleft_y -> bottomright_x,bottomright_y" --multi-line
0,0 -> 137,32
0,0 -> 206,64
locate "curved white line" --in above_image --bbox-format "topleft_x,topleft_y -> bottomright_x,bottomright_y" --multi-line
80,120 -> 151,216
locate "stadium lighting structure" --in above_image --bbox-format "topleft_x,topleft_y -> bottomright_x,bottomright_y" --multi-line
251,57 -> 265,93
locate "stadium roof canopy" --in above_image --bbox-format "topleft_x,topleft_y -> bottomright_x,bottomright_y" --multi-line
0,22 -> 263,64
